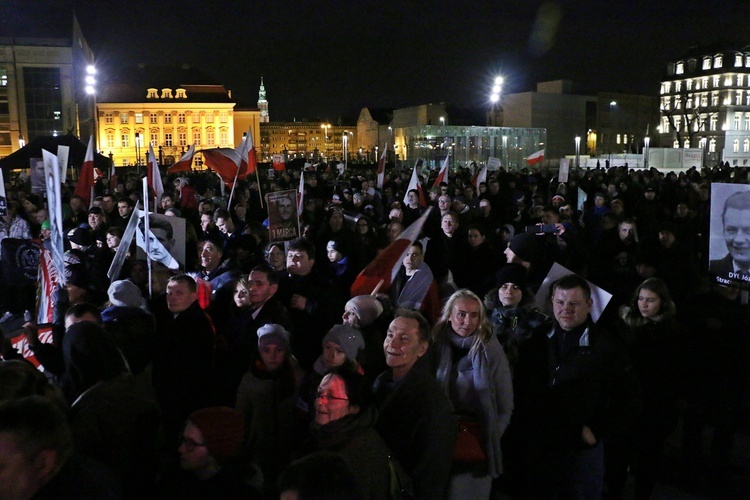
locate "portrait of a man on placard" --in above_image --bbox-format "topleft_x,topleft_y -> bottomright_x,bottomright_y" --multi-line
709,183 -> 750,288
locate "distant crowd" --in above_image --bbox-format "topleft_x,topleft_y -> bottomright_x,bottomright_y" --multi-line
0,160 -> 748,499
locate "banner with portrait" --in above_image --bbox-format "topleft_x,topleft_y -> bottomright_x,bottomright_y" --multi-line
709,183 -> 750,288
266,189 -> 300,242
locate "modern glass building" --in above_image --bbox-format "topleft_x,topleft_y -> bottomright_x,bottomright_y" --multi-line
394,125 -> 546,169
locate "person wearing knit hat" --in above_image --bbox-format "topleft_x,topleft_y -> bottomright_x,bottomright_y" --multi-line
342,295 -> 384,329
504,233 -> 540,268
107,280 -> 143,308
320,325 -> 364,371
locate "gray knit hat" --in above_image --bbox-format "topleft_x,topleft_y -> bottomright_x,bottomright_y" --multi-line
344,295 -> 383,327
322,324 -> 364,361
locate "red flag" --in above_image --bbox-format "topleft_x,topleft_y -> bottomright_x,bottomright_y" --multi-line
235,127 -> 256,178
201,148 -> 242,185
402,166 -> 427,207
350,207 -> 432,297
167,143 -> 196,173
376,143 -> 387,189
433,155 -> 449,188
74,135 -> 95,206
526,149 -> 545,165
147,143 -> 164,200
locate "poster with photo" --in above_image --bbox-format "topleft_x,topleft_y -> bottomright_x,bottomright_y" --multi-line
709,183 -> 750,288
266,189 -> 300,242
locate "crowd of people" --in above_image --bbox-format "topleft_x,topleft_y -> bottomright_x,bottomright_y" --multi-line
0,159 -> 748,499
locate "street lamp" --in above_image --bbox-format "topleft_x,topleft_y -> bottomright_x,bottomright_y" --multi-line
575,136 -> 581,168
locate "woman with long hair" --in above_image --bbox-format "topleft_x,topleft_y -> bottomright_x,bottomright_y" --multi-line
432,289 -> 513,499
607,277 -> 680,499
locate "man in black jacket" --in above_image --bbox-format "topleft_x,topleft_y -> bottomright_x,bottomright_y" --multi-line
513,274 -> 641,498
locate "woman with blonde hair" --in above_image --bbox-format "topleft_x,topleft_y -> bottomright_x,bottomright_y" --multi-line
432,289 -> 513,499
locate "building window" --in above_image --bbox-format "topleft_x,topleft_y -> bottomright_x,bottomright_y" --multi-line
105,113 -> 113,124
733,139 -> 739,152
206,113 -> 214,123
165,133 -> 173,147
179,132 -> 186,146
135,113 -> 143,124
714,55 -> 723,68
192,113 -> 200,123
711,116 -> 718,130
736,54 -> 744,67
120,112 -> 128,124
121,133 -> 129,147
709,138 -> 716,152
676,62 -> 684,74
220,112 -> 228,123
178,113 -> 186,123
713,76 -> 720,87
193,130 -> 201,146
220,130 -> 228,146
735,113 -> 742,130
150,132 -> 158,146
150,113 -> 158,124
106,133 -> 114,148
164,113 -> 172,124
207,130 -> 215,145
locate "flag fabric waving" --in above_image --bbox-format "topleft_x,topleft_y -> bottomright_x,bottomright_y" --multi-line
74,135 -> 96,207
433,154 -> 449,188
526,149 -> 545,165
350,207 -> 432,297
167,143 -> 196,173
147,143 -> 164,201
402,166 -> 427,207
235,127 -> 257,178
376,143 -> 387,189
201,148 -> 242,185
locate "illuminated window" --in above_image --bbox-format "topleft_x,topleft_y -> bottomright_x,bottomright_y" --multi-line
165,133 -> 173,147
709,138 -> 716,152
135,113 -> 143,124
150,113 -> 158,124
164,113 -> 172,124
121,133 -> 129,147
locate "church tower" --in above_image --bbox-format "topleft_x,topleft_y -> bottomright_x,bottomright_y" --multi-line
258,77 -> 269,122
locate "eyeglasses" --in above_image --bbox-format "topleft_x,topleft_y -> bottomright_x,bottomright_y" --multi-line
178,434 -> 207,452
315,392 -> 349,403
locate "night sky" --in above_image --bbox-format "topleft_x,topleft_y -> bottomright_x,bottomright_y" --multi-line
54,1 -> 750,121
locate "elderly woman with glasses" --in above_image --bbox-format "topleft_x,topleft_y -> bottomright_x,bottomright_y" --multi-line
309,366 -> 396,500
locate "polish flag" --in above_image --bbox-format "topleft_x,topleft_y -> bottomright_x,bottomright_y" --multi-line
167,143 -> 196,173
297,171 -> 305,216
432,155 -> 449,188
74,135 -> 96,207
526,149 -> 545,165
402,166 -> 427,207
235,128 -> 256,178
376,143 -> 387,189
351,207 -> 432,297
147,143 -> 164,200
472,165 -> 488,188
201,148 -> 242,185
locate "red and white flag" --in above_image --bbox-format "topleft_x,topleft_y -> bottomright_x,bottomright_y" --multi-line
74,135 -> 95,207
402,166 -> 427,207
297,171 -> 305,216
235,128 -> 256,178
526,149 -> 545,165
433,154 -> 449,188
147,143 -> 164,200
472,165 -> 488,188
201,148 -> 242,185
376,143 -> 387,189
167,143 -> 196,173
350,207 -> 432,297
